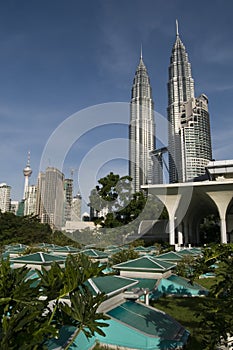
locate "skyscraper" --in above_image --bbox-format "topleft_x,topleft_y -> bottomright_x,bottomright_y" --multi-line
167,21 -> 212,182
36,167 -> 64,229
71,193 -> 82,222
24,185 -> 37,216
180,94 -> 212,180
167,21 -> 195,183
64,178 -> 73,222
129,50 -> 155,193
0,183 -> 11,213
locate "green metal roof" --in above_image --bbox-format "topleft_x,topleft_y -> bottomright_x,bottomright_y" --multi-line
156,251 -> 183,261
52,246 -> 80,252
46,326 -> 96,350
81,249 -> 108,258
134,246 -> 149,251
105,245 -> 118,250
178,249 -> 198,256
86,275 -> 138,296
130,278 -> 158,291
167,275 -> 207,291
189,247 -> 202,254
10,252 -> 66,264
113,256 -> 175,271
107,300 -> 186,340
6,247 -> 27,253
5,244 -> 28,252
105,247 -> 122,254
35,243 -> 61,249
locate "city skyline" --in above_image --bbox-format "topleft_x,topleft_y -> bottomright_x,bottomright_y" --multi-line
1,1 -> 233,206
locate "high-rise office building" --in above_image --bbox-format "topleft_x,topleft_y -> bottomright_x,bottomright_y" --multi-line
24,185 -> 37,216
10,201 -> 19,215
36,171 -> 45,220
180,94 -> 212,181
167,21 -> 212,182
36,167 -> 64,229
64,178 -> 73,222
71,193 -> 82,222
129,50 -> 155,193
0,183 -> 11,213
167,21 -> 195,183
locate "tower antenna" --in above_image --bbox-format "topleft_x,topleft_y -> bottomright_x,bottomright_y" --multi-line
176,19 -> 179,36
27,150 -> 31,166
140,43 -> 143,59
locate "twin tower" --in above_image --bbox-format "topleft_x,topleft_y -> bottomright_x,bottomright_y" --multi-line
129,21 -> 212,193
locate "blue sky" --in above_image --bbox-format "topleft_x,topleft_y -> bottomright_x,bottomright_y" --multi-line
0,0 -> 233,207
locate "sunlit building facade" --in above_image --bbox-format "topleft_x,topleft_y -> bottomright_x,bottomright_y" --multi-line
167,21 -> 212,182
0,183 -> 11,213
129,52 -> 155,192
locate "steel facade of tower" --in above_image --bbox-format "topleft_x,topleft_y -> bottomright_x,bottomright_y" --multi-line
167,23 -> 195,183
64,178 -> 73,222
129,53 -> 155,193
0,183 -> 11,213
36,167 -> 64,229
180,94 -> 212,181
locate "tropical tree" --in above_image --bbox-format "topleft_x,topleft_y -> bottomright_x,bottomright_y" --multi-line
0,212 -> 52,246
199,215 -> 220,244
89,172 -> 167,230
0,254 -> 109,349
194,244 -> 233,349
176,255 -> 196,278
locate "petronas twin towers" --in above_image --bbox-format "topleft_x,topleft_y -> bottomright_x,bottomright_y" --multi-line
129,21 -> 212,192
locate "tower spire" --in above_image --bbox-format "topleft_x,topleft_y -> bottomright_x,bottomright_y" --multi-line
27,150 -> 31,166
140,44 -> 143,60
176,19 -> 179,36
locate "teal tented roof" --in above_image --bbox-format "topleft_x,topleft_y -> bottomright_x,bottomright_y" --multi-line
152,274 -> 209,299
10,252 -> 66,265
134,246 -> 149,252
35,243 -> 62,249
156,251 -> 183,262
106,301 -> 189,342
46,326 -> 96,350
52,246 -> 80,252
129,278 -> 158,291
86,275 -> 138,296
166,274 -> 208,293
80,249 -> 108,259
178,248 -> 200,256
113,256 -> 175,272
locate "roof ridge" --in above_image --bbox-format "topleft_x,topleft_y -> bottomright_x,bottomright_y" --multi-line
39,252 -> 45,262
87,278 -> 101,294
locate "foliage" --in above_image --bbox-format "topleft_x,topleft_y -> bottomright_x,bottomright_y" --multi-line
0,254 -> 109,349
50,230 -> 81,248
193,244 -> 233,349
89,172 -> 168,238
109,248 -> 139,266
129,239 -> 145,247
199,215 -> 220,244
0,212 -> 52,246
152,296 -> 207,350
176,255 -> 196,278
0,212 -> 81,248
